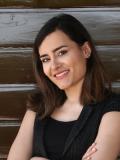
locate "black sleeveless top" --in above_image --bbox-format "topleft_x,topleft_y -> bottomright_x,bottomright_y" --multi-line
32,93 -> 120,160
44,117 -> 76,160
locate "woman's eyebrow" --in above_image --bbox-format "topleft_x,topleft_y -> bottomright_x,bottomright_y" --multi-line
52,45 -> 68,53
40,45 -> 68,59
40,54 -> 48,59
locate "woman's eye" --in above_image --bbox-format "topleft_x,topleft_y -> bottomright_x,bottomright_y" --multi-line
58,50 -> 67,56
41,58 -> 50,63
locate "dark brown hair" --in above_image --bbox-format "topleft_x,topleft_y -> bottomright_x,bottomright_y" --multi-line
27,14 -> 111,119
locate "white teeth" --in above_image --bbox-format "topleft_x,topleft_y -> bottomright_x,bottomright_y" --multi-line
55,70 -> 69,77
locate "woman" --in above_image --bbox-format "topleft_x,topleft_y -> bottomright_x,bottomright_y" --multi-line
7,14 -> 120,160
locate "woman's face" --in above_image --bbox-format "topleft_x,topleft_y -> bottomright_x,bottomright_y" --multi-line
39,30 -> 91,90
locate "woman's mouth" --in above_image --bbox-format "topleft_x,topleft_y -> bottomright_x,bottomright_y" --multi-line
54,70 -> 69,80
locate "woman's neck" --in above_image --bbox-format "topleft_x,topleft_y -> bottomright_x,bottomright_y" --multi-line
64,79 -> 84,104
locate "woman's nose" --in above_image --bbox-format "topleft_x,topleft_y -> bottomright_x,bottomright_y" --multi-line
51,59 -> 61,70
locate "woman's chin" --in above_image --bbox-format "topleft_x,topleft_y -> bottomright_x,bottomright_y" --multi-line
56,83 -> 71,90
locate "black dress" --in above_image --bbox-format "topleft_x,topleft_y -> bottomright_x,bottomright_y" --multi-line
32,93 -> 120,160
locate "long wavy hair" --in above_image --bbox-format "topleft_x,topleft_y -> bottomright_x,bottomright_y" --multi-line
27,14 -> 111,119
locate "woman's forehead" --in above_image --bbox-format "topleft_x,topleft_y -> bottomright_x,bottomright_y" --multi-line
38,30 -> 75,55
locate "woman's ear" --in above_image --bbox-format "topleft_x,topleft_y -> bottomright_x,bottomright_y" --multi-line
81,41 -> 91,58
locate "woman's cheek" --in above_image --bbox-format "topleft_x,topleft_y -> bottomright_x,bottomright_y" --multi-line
43,64 -> 49,76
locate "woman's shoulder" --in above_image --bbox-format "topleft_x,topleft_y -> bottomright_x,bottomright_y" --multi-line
20,110 -> 37,128
100,92 -> 120,114
25,109 -> 37,119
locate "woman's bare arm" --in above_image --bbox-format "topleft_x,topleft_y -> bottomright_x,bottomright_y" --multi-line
90,112 -> 120,160
7,110 -> 36,160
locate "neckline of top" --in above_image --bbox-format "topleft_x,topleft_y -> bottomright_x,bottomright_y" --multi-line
48,116 -> 77,123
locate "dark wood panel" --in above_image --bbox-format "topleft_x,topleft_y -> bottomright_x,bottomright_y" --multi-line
0,47 -> 35,83
97,45 -> 120,82
0,85 -> 36,117
0,0 -> 120,8
0,8 -> 120,46
0,0 -> 32,7
0,89 -> 30,117
33,0 -> 120,8
0,125 -> 19,146
0,119 -> 20,159
0,125 -> 19,159
0,45 -> 119,83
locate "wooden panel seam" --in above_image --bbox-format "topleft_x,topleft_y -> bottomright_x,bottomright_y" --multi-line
0,84 -> 35,92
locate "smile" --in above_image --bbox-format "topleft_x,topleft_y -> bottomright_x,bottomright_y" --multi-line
54,70 -> 69,80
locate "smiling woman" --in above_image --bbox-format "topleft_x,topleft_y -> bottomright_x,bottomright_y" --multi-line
39,30 -> 88,91
7,14 -> 120,160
